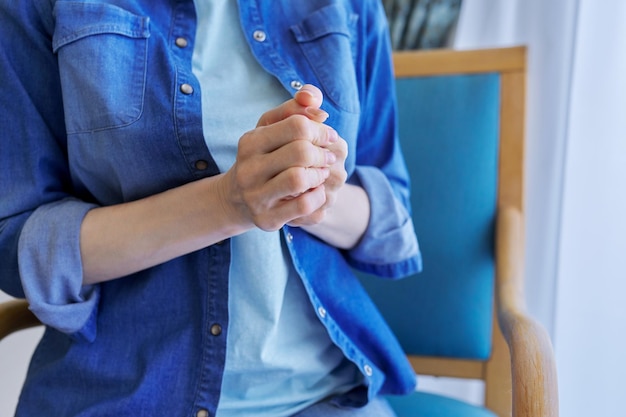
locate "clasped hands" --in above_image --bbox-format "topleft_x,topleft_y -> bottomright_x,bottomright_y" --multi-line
220,85 -> 348,232
78,85 -> 352,284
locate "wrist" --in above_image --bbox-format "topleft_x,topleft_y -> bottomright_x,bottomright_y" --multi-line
301,183 -> 370,249
208,172 -> 254,238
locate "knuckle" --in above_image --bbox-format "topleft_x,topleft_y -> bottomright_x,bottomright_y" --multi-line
237,130 -> 257,156
292,141 -> 320,167
285,167 -> 309,193
338,139 -> 349,157
337,168 -> 348,183
249,205 -> 283,232
288,113 -> 309,125
239,130 -> 254,146
291,140 -> 311,157
286,114 -> 311,138
327,167 -> 347,186
295,195 -> 317,216
331,138 -> 348,158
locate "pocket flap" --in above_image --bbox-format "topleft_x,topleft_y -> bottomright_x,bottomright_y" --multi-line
53,2 -> 150,52
290,4 -> 356,42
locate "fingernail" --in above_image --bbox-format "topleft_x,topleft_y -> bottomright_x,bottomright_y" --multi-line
300,84 -> 318,95
305,107 -> 329,121
297,89 -> 315,100
327,127 -> 338,143
326,150 -> 337,165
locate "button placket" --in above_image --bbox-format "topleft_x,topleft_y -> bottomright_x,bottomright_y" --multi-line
180,83 -> 194,95
210,324 -> 222,336
175,37 -> 188,48
194,160 -> 208,170
252,30 -> 267,42
248,27 -> 303,93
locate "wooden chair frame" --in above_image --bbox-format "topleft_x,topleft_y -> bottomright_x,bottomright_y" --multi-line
0,299 -> 39,341
394,46 -> 558,417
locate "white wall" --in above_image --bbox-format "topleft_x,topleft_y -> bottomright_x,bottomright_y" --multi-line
0,291 -> 43,415
456,0 -> 626,415
554,1 -> 626,415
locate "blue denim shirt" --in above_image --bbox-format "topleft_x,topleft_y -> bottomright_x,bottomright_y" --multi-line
0,0 -> 422,415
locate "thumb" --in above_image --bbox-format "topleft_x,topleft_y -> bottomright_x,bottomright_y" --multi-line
294,84 -> 324,108
256,84 -> 328,127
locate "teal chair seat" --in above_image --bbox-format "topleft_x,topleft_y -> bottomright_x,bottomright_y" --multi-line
387,392 -> 496,417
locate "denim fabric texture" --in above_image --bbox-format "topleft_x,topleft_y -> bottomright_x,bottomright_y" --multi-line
0,0 -> 422,415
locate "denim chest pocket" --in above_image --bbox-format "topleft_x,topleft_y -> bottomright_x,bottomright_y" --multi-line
52,2 -> 150,134
291,5 -> 360,114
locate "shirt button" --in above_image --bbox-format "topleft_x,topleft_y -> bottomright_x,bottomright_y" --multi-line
286,232 -> 294,242
175,37 -> 188,48
317,306 -> 327,319
194,160 -> 208,170
210,324 -> 222,336
196,409 -> 209,417
290,80 -> 303,90
363,364 -> 373,377
253,30 -> 267,42
180,83 -> 194,95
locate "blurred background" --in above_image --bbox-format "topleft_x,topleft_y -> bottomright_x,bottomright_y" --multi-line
2,1 -> 625,415
382,0 -> 626,415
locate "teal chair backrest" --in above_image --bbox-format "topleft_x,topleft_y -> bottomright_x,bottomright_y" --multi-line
360,72 -> 501,360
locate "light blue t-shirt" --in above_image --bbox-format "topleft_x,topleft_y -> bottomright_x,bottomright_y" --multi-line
191,1 -> 362,416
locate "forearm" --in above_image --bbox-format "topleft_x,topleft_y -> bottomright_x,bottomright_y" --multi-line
80,89 -> 345,285
302,183 -> 370,250
80,175 -> 250,285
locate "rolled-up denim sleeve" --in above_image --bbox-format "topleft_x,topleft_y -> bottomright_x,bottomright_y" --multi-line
18,199 -> 99,340
0,1 -> 99,341
343,1 -> 422,279
344,166 -> 422,278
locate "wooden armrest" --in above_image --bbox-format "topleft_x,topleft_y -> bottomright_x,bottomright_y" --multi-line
0,299 -> 41,341
496,206 -> 559,417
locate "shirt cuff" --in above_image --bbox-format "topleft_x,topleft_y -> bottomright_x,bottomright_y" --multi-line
18,198 -> 99,341
345,166 -> 422,278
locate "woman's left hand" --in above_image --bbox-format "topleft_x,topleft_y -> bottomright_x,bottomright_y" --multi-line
255,84 -> 349,227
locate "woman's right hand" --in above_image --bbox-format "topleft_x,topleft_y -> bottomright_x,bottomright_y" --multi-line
219,113 -> 339,231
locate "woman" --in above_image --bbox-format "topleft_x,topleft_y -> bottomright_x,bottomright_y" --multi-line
0,0 -> 422,415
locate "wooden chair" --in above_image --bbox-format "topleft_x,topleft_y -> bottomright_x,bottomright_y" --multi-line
359,46 -> 558,417
0,299 -> 40,342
